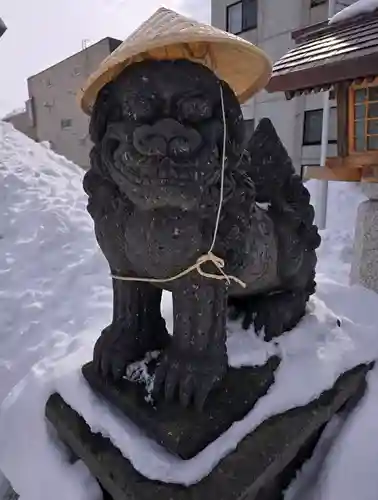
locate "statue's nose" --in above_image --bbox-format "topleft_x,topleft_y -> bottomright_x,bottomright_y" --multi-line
133,126 -> 167,156
133,119 -> 202,159
157,118 -> 188,141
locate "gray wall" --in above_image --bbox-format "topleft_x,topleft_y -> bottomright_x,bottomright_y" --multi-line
211,0 -> 358,172
27,37 -> 120,169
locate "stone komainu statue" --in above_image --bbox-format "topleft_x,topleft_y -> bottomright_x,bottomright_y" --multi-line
80,9 -> 321,410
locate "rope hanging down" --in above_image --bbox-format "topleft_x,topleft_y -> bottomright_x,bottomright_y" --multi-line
112,85 -> 246,288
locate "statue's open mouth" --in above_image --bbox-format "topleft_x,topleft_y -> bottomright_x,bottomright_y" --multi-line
114,148 -> 221,189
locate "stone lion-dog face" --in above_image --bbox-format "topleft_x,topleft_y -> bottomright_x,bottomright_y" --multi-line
91,59 -> 245,211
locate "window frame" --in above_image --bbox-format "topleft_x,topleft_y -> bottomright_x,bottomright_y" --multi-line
348,79 -> 378,154
226,0 -> 258,35
302,107 -> 338,146
61,118 -> 73,129
310,0 -> 327,7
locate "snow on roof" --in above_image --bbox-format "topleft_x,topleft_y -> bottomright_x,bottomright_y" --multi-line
330,0 -> 378,24
2,107 -> 26,120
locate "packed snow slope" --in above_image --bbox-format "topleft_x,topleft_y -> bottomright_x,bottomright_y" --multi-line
0,121 -> 112,404
1,121 -> 378,500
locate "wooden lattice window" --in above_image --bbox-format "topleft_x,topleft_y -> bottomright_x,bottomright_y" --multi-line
349,82 -> 378,153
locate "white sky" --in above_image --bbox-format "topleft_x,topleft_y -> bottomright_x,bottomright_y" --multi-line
0,0 -> 210,117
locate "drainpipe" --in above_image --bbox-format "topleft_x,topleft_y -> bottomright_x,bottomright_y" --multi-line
0,17 -> 7,38
316,0 -> 336,230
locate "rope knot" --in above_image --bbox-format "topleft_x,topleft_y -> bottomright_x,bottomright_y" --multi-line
196,251 -> 246,288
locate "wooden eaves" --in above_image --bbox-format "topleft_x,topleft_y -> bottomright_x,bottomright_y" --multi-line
266,9 -> 378,182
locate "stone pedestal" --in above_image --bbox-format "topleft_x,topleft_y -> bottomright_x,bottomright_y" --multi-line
81,358 -> 279,459
45,363 -> 371,500
351,184 -> 378,293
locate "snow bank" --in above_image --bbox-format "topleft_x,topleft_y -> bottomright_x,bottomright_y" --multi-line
0,121 -> 112,404
1,122 -> 378,500
329,0 -> 378,24
307,180 -> 366,283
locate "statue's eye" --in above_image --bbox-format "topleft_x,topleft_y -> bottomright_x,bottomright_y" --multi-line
177,96 -> 212,123
123,95 -> 158,121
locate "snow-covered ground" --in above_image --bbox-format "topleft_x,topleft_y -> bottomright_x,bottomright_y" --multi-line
1,120 -> 378,500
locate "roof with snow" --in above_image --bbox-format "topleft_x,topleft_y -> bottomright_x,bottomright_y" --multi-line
266,8 -> 378,98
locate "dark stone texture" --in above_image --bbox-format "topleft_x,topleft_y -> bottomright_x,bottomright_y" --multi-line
0,17 -> 7,39
46,363 -> 371,500
84,58 -> 321,409
1,483 -> 19,500
82,356 -> 280,459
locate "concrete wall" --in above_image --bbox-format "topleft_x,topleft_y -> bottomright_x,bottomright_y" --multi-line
211,0 -> 358,172
27,38 -> 120,169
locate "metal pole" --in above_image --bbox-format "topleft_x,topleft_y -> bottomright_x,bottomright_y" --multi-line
315,0 -> 336,229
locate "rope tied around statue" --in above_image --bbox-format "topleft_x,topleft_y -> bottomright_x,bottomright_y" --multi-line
111,84 -> 247,289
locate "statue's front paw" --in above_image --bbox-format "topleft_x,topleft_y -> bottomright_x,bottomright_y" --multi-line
152,348 -> 228,411
93,321 -> 171,381
93,323 -> 142,381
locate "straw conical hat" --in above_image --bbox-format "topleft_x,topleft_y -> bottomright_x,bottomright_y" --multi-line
78,7 -> 272,115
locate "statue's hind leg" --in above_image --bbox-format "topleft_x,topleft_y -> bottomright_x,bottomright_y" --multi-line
228,286 -> 313,341
228,253 -> 317,341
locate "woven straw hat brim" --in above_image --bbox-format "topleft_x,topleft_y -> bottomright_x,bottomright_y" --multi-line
78,9 -> 272,115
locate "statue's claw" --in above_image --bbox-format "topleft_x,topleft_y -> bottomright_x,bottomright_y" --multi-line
93,321 -> 170,381
152,348 -> 228,411
231,291 -> 308,341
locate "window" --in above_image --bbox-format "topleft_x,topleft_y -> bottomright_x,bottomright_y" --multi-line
61,118 -> 72,129
227,0 -> 257,35
303,107 -> 337,146
43,101 -> 54,111
349,84 -> 378,152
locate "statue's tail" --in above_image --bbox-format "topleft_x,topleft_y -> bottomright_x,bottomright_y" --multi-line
228,119 -> 321,337
243,117 -> 321,275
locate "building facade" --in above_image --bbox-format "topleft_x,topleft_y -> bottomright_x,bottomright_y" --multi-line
26,37 -> 121,169
211,0 -> 358,172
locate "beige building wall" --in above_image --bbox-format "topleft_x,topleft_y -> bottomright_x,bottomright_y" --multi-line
211,0 -> 358,172
27,37 -> 121,169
